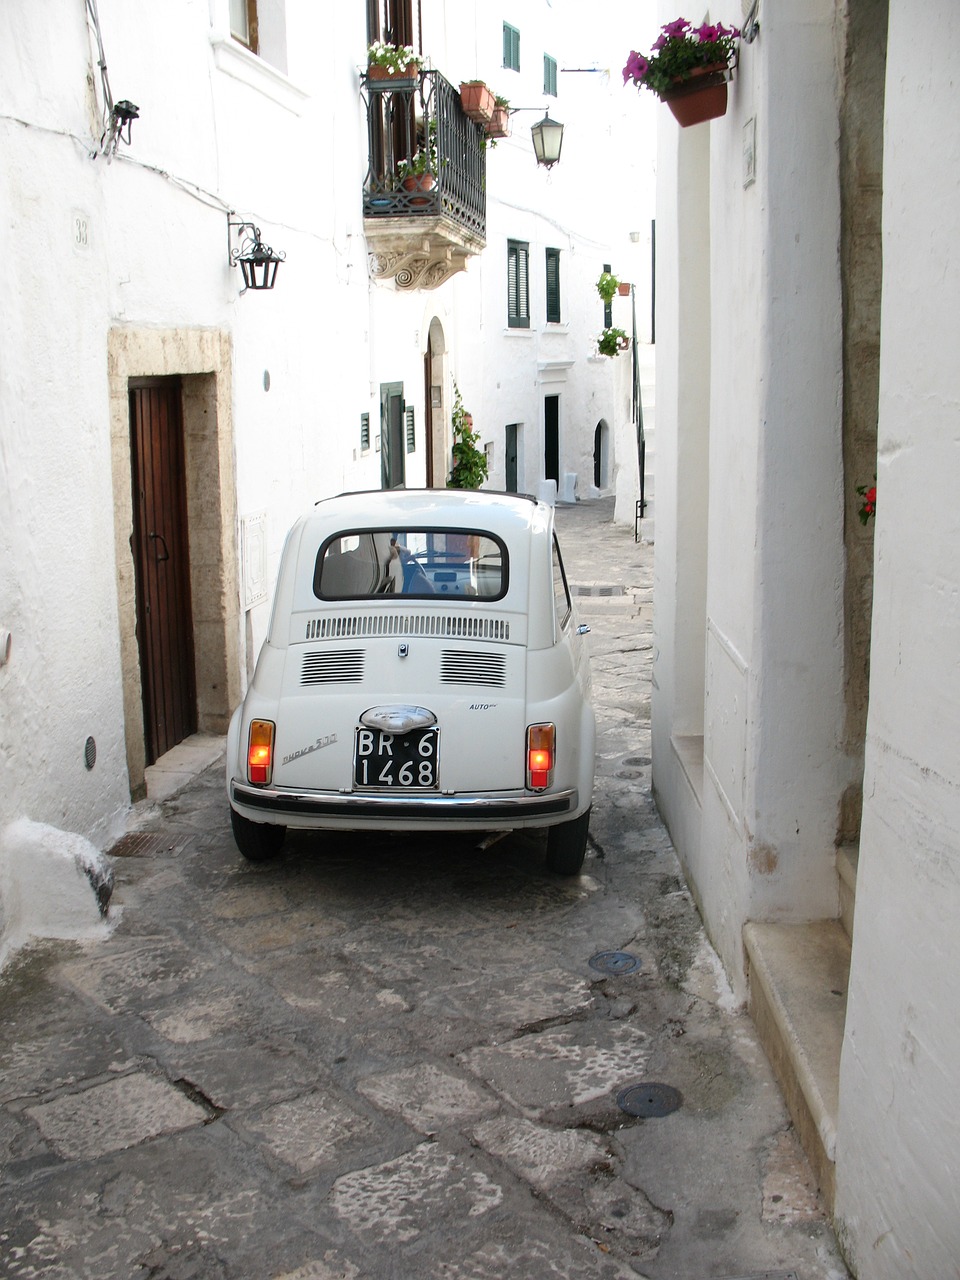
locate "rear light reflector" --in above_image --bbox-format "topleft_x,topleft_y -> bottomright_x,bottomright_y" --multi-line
247,720 -> 275,785
527,723 -> 555,790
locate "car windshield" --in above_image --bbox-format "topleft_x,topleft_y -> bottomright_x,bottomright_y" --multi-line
314,527 -> 507,600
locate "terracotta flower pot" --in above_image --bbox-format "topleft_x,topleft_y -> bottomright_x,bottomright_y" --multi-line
660,63 -> 730,127
459,81 -> 496,124
368,62 -> 419,81
401,172 -> 436,205
485,105 -> 510,139
617,282 -> 632,296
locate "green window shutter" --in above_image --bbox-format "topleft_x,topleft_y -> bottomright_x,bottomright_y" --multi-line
360,411 -> 370,451
503,22 -> 520,71
545,248 -> 561,323
602,260 -> 613,328
405,405 -> 416,452
543,54 -> 557,97
508,240 -> 530,328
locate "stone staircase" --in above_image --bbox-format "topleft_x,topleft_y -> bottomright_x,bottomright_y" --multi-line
743,847 -> 858,1214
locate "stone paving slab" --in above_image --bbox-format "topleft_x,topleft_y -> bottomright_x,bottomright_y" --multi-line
0,498 -> 849,1280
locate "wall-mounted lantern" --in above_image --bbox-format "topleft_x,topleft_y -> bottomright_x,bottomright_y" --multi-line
530,112 -> 564,168
228,216 -> 286,293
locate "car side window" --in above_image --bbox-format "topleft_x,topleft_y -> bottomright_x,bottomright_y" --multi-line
552,535 -> 572,631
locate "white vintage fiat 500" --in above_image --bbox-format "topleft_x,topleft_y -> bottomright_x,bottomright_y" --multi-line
226,488 -> 595,873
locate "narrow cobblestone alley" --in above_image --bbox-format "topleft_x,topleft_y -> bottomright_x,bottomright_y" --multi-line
0,499 -> 848,1280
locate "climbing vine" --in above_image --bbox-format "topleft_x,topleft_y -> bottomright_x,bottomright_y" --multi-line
447,384 -> 488,489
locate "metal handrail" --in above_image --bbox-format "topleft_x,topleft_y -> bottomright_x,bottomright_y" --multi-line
361,68 -> 486,239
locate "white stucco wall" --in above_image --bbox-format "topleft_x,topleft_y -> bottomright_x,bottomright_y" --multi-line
835,0 -> 960,1270
651,1 -> 851,993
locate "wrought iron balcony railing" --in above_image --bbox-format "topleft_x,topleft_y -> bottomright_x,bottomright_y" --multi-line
361,67 -> 487,288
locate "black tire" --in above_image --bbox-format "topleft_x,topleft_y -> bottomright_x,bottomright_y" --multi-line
230,807 -> 286,862
545,808 -> 591,875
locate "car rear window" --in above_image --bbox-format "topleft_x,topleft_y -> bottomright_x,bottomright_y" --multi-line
314,528 -> 507,600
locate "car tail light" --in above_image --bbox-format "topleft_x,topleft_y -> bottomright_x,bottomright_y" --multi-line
527,723 -> 555,790
247,720 -> 275,785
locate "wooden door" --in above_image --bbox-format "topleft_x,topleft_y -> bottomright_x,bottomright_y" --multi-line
380,382 -> 406,489
544,394 -> 560,485
129,378 -> 197,765
505,423 -> 519,492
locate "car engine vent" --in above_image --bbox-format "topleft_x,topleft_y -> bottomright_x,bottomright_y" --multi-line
440,649 -> 507,687
301,649 -> 365,684
304,613 -> 511,641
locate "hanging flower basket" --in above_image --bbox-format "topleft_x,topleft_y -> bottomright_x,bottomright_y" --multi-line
623,19 -> 739,128
459,81 -> 496,124
660,64 -> 731,127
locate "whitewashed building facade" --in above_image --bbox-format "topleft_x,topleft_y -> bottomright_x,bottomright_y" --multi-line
0,2 -> 649,941
649,0 -> 960,1273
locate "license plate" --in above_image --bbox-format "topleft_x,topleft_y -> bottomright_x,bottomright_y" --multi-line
354,725 -> 440,790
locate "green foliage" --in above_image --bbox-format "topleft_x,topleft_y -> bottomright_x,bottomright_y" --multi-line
597,327 -> 628,357
597,271 -> 620,304
367,41 -> 423,73
447,384 -> 488,489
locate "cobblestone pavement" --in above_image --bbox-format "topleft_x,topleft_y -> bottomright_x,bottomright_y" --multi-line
0,498 -> 848,1280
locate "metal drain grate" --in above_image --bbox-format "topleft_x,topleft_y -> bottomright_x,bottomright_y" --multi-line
713,1273 -> 800,1280
589,950 -> 642,975
571,585 -> 624,597
108,833 -> 192,858
616,1082 -> 682,1117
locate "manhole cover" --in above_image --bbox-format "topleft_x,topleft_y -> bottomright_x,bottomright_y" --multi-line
616,1082 -> 682,1117
589,950 -> 642,975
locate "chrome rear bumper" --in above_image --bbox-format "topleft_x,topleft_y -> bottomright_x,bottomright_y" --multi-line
230,780 -> 577,823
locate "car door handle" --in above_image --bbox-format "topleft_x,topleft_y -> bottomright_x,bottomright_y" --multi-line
149,531 -> 170,563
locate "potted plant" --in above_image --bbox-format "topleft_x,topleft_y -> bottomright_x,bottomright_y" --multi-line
459,80 -> 496,124
397,120 -> 441,200
366,41 -> 423,81
597,271 -> 620,305
486,95 -> 511,139
447,385 -> 488,489
597,327 -> 629,357
623,18 -> 740,126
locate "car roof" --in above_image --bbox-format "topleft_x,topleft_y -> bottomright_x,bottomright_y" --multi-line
306,488 -> 547,536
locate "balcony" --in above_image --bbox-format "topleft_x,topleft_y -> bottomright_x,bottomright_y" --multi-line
361,68 -> 487,290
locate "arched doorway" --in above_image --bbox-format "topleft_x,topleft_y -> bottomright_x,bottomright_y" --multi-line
425,318 -> 447,486
593,420 -> 610,490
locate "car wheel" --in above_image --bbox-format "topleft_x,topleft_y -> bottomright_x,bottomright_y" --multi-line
230,808 -> 286,862
545,808 -> 590,875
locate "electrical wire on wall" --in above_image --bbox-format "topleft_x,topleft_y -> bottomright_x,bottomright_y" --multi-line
85,0 -> 138,158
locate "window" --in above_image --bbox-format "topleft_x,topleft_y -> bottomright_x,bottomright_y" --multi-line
552,536 -> 572,630
602,260 -> 613,328
545,248 -> 561,323
543,54 -> 557,97
503,23 -> 520,71
405,405 -> 416,453
315,529 -> 507,599
228,0 -> 287,72
367,0 -> 415,48
230,0 -> 257,51
360,412 -> 370,451
508,240 -> 530,329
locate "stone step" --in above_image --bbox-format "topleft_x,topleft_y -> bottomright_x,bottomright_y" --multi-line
743,919 -> 851,1214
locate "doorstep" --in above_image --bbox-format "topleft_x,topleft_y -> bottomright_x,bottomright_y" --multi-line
144,733 -> 226,802
743,919 -> 851,1215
